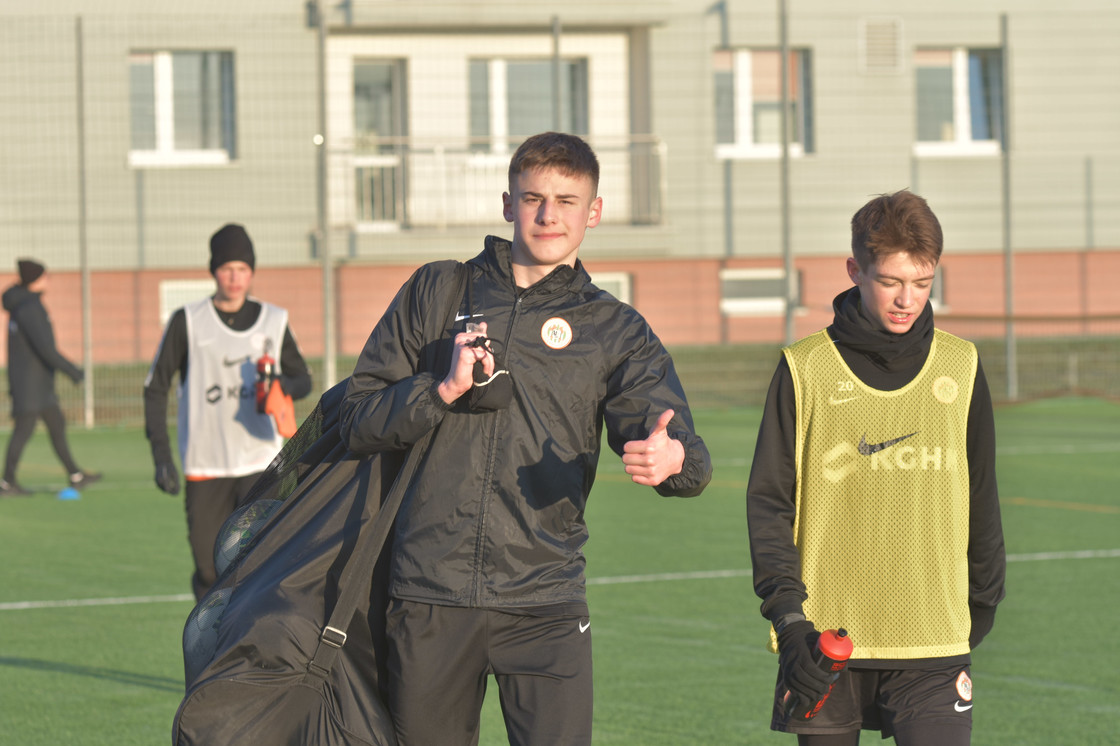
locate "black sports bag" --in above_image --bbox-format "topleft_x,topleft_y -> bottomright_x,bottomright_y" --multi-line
172,262 -> 468,746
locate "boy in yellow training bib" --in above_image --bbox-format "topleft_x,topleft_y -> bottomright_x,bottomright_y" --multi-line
747,190 -> 1006,746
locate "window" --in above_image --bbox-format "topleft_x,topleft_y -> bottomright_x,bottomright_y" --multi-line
714,48 -> 814,159
355,60 -> 407,149
930,265 -> 947,311
158,279 -> 215,326
589,271 -> 632,305
354,59 -> 408,224
914,47 -> 1003,156
469,58 -> 589,153
129,51 -> 236,167
719,268 -> 800,316
328,32 -> 628,232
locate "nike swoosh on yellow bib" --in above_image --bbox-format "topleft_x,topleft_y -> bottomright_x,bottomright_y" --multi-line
857,431 -> 918,455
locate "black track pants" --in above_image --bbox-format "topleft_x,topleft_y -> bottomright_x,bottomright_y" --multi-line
3,405 -> 80,482
385,599 -> 594,746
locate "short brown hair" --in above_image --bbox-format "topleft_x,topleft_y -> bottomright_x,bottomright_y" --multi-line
850,190 -> 943,270
508,132 -> 600,195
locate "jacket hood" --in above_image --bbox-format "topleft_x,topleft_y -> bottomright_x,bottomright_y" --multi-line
2,283 -> 37,313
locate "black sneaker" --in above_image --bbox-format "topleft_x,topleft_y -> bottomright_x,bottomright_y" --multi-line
69,472 -> 102,489
0,479 -> 32,497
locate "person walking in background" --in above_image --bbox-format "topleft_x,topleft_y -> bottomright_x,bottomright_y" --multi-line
143,224 -> 312,601
746,190 -> 1006,745
1,259 -> 100,497
340,132 -> 713,745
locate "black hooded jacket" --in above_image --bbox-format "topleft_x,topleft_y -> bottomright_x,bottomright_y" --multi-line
340,237 -> 712,612
746,287 -> 1006,664
3,283 -> 83,416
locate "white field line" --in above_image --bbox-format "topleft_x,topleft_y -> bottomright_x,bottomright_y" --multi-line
589,568 -> 751,586
1004,548 -> 1120,562
2,549 -> 1117,611
0,593 -> 194,611
997,442 -> 1120,456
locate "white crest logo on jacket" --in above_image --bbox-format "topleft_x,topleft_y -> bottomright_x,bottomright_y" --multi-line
541,317 -> 573,349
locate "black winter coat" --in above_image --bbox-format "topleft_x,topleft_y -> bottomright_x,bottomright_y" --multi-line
3,284 -> 83,416
340,237 -> 712,611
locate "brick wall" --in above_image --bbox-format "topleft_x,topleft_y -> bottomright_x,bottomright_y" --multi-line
1,249 -> 1117,367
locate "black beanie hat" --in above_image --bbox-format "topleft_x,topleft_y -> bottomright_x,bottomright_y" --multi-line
209,224 -> 256,275
17,258 -> 45,286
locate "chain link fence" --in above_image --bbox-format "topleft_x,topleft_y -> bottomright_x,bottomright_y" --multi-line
2,4 -> 1119,430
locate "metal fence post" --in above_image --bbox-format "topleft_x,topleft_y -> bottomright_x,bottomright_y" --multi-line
1000,12 -> 1018,400
315,1 -> 336,390
75,15 -> 94,427
780,0 -> 795,347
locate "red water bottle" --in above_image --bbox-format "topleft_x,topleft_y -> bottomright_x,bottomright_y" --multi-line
255,341 -> 276,414
782,628 -> 853,721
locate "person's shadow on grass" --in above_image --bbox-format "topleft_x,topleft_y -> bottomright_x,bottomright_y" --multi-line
0,656 -> 182,692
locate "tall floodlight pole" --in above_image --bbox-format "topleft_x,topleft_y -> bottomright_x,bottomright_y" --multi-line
1000,13 -> 1017,400
75,16 -> 93,427
316,0 -> 336,390
779,0 -> 795,346
552,17 -> 562,131
716,1 -> 732,263
709,0 -> 733,343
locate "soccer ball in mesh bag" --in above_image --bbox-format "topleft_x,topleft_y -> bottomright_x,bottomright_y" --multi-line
183,587 -> 231,682
213,499 -> 283,578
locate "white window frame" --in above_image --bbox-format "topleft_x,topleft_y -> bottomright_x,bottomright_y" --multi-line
589,271 -> 632,305
470,57 -> 589,156
719,267 -> 799,316
484,59 -> 511,155
129,51 -> 234,168
715,48 -> 809,161
327,33 -> 629,232
351,58 -> 409,229
913,47 -> 1001,158
158,279 -> 214,327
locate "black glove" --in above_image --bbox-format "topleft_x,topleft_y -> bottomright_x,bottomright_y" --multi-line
776,619 -> 833,709
469,360 -> 513,411
154,461 -> 180,496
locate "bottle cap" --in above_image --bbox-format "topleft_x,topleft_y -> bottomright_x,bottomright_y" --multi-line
818,628 -> 854,661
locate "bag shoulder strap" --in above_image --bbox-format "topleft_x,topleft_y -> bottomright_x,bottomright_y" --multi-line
307,261 -> 470,678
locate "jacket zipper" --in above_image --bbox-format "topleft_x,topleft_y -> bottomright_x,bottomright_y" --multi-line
468,293 -> 523,607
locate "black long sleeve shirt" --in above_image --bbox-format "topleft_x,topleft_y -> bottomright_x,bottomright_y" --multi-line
746,288 -> 1006,663
143,299 -> 312,465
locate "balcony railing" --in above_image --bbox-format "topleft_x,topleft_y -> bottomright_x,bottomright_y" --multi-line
333,135 -> 666,231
